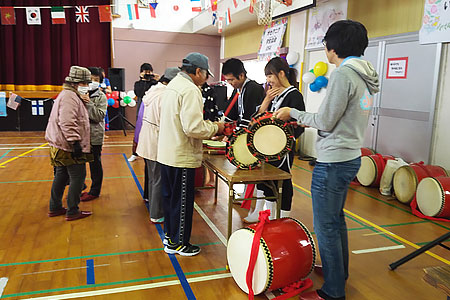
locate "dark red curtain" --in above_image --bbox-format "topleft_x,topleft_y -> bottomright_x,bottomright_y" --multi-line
0,0 -> 111,91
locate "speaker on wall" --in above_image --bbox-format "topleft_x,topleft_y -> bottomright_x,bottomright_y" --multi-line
108,68 -> 125,91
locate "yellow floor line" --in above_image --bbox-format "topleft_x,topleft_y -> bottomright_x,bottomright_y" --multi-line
292,182 -> 450,265
0,142 -> 48,168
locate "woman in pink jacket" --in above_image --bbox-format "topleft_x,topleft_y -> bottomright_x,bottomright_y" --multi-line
45,66 -> 93,221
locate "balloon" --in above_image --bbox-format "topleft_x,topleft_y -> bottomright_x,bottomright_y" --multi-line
112,100 -> 120,108
111,91 -> 119,100
286,51 -> 299,65
128,99 -> 137,107
315,76 -> 328,88
309,82 -> 320,92
309,69 -> 314,73
120,91 -> 126,98
127,90 -> 136,99
302,72 -> 316,84
107,98 -> 115,106
105,93 -> 112,99
313,61 -> 328,76
123,96 -> 132,104
120,100 -> 127,107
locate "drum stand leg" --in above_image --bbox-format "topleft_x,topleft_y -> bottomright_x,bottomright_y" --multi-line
276,180 -> 282,219
227,182 -> 235,240
389,231 -> 450,270
214,173 -> 219,204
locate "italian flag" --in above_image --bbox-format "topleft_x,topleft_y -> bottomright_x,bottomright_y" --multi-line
51,6 -> 66,24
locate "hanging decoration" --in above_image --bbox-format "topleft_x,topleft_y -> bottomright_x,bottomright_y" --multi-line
212,11 -> 217,25
191,0 -> 202,12
98,5 -> 112,22
127,4 -> 140,20
211,0 -> 218,11
31,100 -> 44,116
51,6 -> 66,24
0,7 -> 16,25
6,93 -> 22,110
149,3 -> 158,18
26,7 -> 41,25
75,6 -> 89,23
218,17 -> 223,33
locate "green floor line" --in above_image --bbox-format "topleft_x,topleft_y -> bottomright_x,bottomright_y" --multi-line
292,163 -> 450,232
0,175 -> 145,184
0,242 -> 221,267
416,239 -> 450,246
0,267 -> 227,298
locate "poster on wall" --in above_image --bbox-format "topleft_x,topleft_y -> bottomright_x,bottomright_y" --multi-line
419,0 -> 450,44
386,57 -> 408,79
305,0 -> 348,49
258,17 -> 288,61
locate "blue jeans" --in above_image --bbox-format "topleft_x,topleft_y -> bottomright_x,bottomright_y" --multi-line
311,157 -> 361,298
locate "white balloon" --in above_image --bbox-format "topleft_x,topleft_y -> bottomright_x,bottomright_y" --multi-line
120,91 -> 126,98
128,99 -> 137,107
286,51 -> 299,65
302,72 -> 316,84
127,90 -> 136,99
120,100 -> 127,107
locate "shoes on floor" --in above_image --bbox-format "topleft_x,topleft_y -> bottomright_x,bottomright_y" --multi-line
299,291 -> 325,300
48,207 -> 67,217
80,192 -> 99,202
164,243 -> 201,256
163,234 -> 171,246
66,211 -> 92,221
150,217 -> 164,224
128,154 -> 137,162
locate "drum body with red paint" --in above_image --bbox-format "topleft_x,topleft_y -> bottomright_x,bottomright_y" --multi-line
416,177 -> 450,218
356,155 -> 394,187
227,218 -> 316,295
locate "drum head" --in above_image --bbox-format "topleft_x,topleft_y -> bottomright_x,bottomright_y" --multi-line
247,115 -> 294,161
226,129 -> 260,170
393,166 -> 417,204
227,228 -> 269,295
356,156 -> 377,186
206,140 -> 226,149
416,177 -> 444,217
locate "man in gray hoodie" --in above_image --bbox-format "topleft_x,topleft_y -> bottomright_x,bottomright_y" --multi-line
275,20 -> 379,300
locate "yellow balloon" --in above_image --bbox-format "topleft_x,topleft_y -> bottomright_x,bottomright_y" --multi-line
313,61 -> 328,77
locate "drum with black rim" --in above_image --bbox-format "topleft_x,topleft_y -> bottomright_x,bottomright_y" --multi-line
226,128 -> 260,170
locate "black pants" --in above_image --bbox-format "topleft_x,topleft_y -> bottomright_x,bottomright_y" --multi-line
143,159 -> 149,200
88,145 -> 103,196
50,164 -> 86,215
257,150 -> 294,211
160,164 -> 195,245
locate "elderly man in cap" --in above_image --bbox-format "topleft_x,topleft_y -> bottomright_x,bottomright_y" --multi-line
45,66 -> 93,221
158,53 -> 224,256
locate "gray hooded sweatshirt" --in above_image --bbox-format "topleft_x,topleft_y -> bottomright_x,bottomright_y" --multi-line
290,57 -> 379,163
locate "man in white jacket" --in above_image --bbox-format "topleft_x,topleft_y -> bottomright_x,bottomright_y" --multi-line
158,53 -> 224,256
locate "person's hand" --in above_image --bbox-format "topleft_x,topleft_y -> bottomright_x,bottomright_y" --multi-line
80,94 -> 90,104
153,73 -> 160,81
265,87 -> 282,102
273,107 -> 292,121
71,141 -> 83,159
215,122 -> 225,136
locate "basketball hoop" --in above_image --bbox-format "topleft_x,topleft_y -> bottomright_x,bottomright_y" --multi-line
255,0 -> 273,25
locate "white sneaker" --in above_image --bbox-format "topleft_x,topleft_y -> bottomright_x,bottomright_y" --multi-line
128,154 -> 137,162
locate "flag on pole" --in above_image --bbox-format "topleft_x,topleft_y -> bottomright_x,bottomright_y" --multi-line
218,17 -> 223,33
51,6 -> 66,24
150,3 -> 158,18
226,7 -> 232,25
0,7 -> 15,25
127,4 -> 139,20
26,7 -> 41,25
6,93 -> 22,110
98,5 -> 112,22
75,6 -> 89,23
191,0 -> 202,12
31,100 -> 44,116
233,0 -> 238,8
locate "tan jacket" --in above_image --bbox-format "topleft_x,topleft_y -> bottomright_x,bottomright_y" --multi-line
157,72 -> 218,168
136,82 -> 167,161
45,84 -> 90,153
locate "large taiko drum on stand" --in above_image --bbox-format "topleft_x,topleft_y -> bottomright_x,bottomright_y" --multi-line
416,177 -> 450,218
226,128 -> 260,170
393,163 -> 448,204
247,112 -> 295,162
356,154 -> 394,187
227,218 -> 316,295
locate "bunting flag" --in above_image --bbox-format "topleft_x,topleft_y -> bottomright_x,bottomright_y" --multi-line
211,0 -> 218,12
26,7 -> 41,25
233,0 -> 238,8
226,7 -> 232,25
127,4 -> 139,20
6,93 -> 22,110
0,92 -> 6,117
212,11 -> 217,25
31,100 -> 44,116
218,17 -> 223,33
191,0 -> 202,12
0,7 -> 15,25
98,5 -> 112,22
51,6 -> 66,24
150,3 -> 158,18
249,0 -> 256,14
75,6 -> 89,23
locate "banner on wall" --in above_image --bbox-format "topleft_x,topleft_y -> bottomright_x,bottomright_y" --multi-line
258,17 -> 288,61
419,0 -> 450,44
305,0 -> 347,49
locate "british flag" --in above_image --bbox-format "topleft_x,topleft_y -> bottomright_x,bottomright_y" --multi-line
75,6 -> 89,23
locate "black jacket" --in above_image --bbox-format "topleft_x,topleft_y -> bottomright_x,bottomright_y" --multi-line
225,80 -> 264,126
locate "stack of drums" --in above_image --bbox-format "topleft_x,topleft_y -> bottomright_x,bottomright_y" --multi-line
416,177 -> 450,218
356,154 -> 394,187
393,163 -> 448,204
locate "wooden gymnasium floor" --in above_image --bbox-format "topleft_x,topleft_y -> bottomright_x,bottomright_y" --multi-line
0,131 -> 449,300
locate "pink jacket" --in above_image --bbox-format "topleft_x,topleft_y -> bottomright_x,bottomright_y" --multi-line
45,87 -> 90,153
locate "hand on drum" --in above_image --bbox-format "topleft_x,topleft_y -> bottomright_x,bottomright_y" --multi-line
214,121 -> 225,136
273,107 -> 291,121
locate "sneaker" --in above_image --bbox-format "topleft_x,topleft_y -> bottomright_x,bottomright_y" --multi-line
164,243 -> 201,256
128,154 -> 137,162
163,234 -> 171,246
80,192 -> 99,202
48,207 -> 67,217
150,217 -> 164,224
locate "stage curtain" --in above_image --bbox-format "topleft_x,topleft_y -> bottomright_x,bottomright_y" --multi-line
0,0 -> 111,91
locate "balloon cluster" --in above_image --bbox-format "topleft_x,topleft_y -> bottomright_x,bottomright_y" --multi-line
120,91 -> 136,107
106,91 -> 120,108
106,91 -> 137,108
302,61 -> 329,92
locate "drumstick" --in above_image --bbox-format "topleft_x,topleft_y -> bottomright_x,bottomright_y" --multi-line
223,92 -> 240,117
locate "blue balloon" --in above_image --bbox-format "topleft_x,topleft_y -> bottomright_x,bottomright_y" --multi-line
309,82 -> 320,92
107,98 -> 115,106
315,76 -> 328,88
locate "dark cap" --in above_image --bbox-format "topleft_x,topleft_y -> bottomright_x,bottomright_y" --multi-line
162,67 -> 180,81
182,52 -> 214,77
